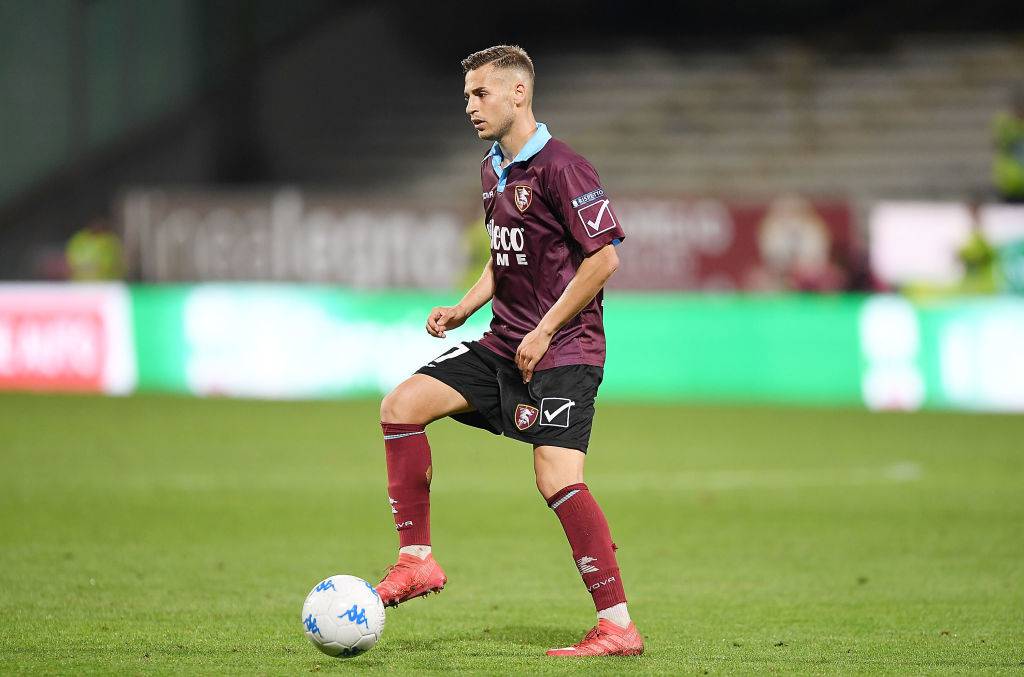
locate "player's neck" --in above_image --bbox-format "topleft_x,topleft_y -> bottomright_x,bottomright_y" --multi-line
497,112 -> 539,161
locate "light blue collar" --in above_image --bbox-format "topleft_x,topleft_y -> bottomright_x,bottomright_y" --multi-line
488,122 -> 551,192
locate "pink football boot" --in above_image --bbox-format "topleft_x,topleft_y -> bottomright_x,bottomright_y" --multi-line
376,553 -> 447,607
546,619 -> 645,657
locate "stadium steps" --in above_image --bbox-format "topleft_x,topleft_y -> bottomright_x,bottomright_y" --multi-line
293,37 -> 1022,208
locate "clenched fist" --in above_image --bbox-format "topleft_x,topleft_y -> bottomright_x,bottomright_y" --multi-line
515,327 -> 553,383
426,305 -> 469,338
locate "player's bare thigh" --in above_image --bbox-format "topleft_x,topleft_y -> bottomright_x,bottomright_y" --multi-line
534,445 -> 586,499
380,373 -> 474,425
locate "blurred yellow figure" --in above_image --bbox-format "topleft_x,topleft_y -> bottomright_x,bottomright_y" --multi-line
66,221 -> 124,281
958,229 -> 999,294
992,86 -> 1024,202
458,216 -> 491,291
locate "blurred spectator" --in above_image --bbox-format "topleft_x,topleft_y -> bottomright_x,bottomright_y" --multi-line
66,219 -> 124,281
458,217 -> 490,292
992,85 -> 1024,202
958,229 -> 999,294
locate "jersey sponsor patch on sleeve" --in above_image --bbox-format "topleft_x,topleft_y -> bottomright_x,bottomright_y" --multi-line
576,199 -> 617,237
570,188 -> 605,208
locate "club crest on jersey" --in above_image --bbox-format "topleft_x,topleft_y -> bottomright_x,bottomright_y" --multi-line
514,403 -> 539,430
513,185 -> 532,212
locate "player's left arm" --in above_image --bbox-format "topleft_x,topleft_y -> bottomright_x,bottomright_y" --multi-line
515,244 -> 619,382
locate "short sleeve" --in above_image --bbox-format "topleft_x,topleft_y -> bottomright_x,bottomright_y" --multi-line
551,162 -> 625,255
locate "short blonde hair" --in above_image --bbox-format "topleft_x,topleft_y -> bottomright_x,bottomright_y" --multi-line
461,45 -> 534,82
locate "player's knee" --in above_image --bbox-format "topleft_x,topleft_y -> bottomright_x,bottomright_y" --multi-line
535,473 -> 554,500
379,388 -> 406,423
535,468 -> 568,501
534,449 -> 585,500
380,383 -> 425,425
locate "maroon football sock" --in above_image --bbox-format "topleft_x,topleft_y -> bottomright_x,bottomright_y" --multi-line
547,483 -> 627,612
381,422 -> 432,547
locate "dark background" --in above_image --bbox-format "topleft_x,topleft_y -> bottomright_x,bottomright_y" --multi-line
2,0 -> 1023,279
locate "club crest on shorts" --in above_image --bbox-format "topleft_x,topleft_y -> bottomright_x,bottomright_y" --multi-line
514,403 -> 539,430
513,185 -> 532,212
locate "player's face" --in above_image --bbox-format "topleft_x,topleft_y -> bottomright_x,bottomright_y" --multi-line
464,64 -> 516,142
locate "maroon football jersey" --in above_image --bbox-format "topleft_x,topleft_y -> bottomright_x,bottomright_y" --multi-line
476,123 -> 625,371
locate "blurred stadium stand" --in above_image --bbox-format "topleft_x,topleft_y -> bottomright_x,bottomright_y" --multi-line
2,1 -> 1024,409
1,1 -> 1023,280
0,0 -> 338,278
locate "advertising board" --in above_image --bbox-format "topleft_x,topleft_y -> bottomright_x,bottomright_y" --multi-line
0,284 -> 135,394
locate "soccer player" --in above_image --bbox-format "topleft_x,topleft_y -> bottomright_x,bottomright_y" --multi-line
375,45 -> 643,657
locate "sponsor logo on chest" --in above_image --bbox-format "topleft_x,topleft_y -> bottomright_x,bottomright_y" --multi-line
486,218 -> 528,267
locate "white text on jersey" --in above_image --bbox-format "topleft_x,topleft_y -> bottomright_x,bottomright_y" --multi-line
486,218 -> 529,267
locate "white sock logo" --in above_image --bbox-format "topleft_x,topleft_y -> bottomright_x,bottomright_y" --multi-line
576,555 -> 599,574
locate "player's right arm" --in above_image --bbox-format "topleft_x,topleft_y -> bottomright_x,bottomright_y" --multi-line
426,258 -> 494,338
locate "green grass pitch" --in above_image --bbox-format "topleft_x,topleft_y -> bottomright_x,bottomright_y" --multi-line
1,393 -> 1022,674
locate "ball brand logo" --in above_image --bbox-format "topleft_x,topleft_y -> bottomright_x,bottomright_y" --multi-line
303,613 -> 322,636
314,579 -> 336,593
514,185 -> 532,212
514,403 -> 539,430
338,604 -> 369,629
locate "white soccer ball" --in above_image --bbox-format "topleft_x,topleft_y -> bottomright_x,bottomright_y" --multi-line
301,575 -> 385,658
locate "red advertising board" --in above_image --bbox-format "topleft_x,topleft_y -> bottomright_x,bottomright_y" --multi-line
0,285 -> 134,393
120,188 -> 857,291
609,196 -> 857,291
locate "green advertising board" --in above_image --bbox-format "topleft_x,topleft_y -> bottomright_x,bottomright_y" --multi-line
125,284 -> 1024,411
602,294 -> 863,405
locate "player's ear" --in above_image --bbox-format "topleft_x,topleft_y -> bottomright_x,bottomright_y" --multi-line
514,80 -> 527,105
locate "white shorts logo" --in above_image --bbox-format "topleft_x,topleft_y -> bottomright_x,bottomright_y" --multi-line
576,199 -> 616,237
540,397 -> 575,427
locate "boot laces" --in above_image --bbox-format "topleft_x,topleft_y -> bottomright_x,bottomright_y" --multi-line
576,625 -> 603,647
